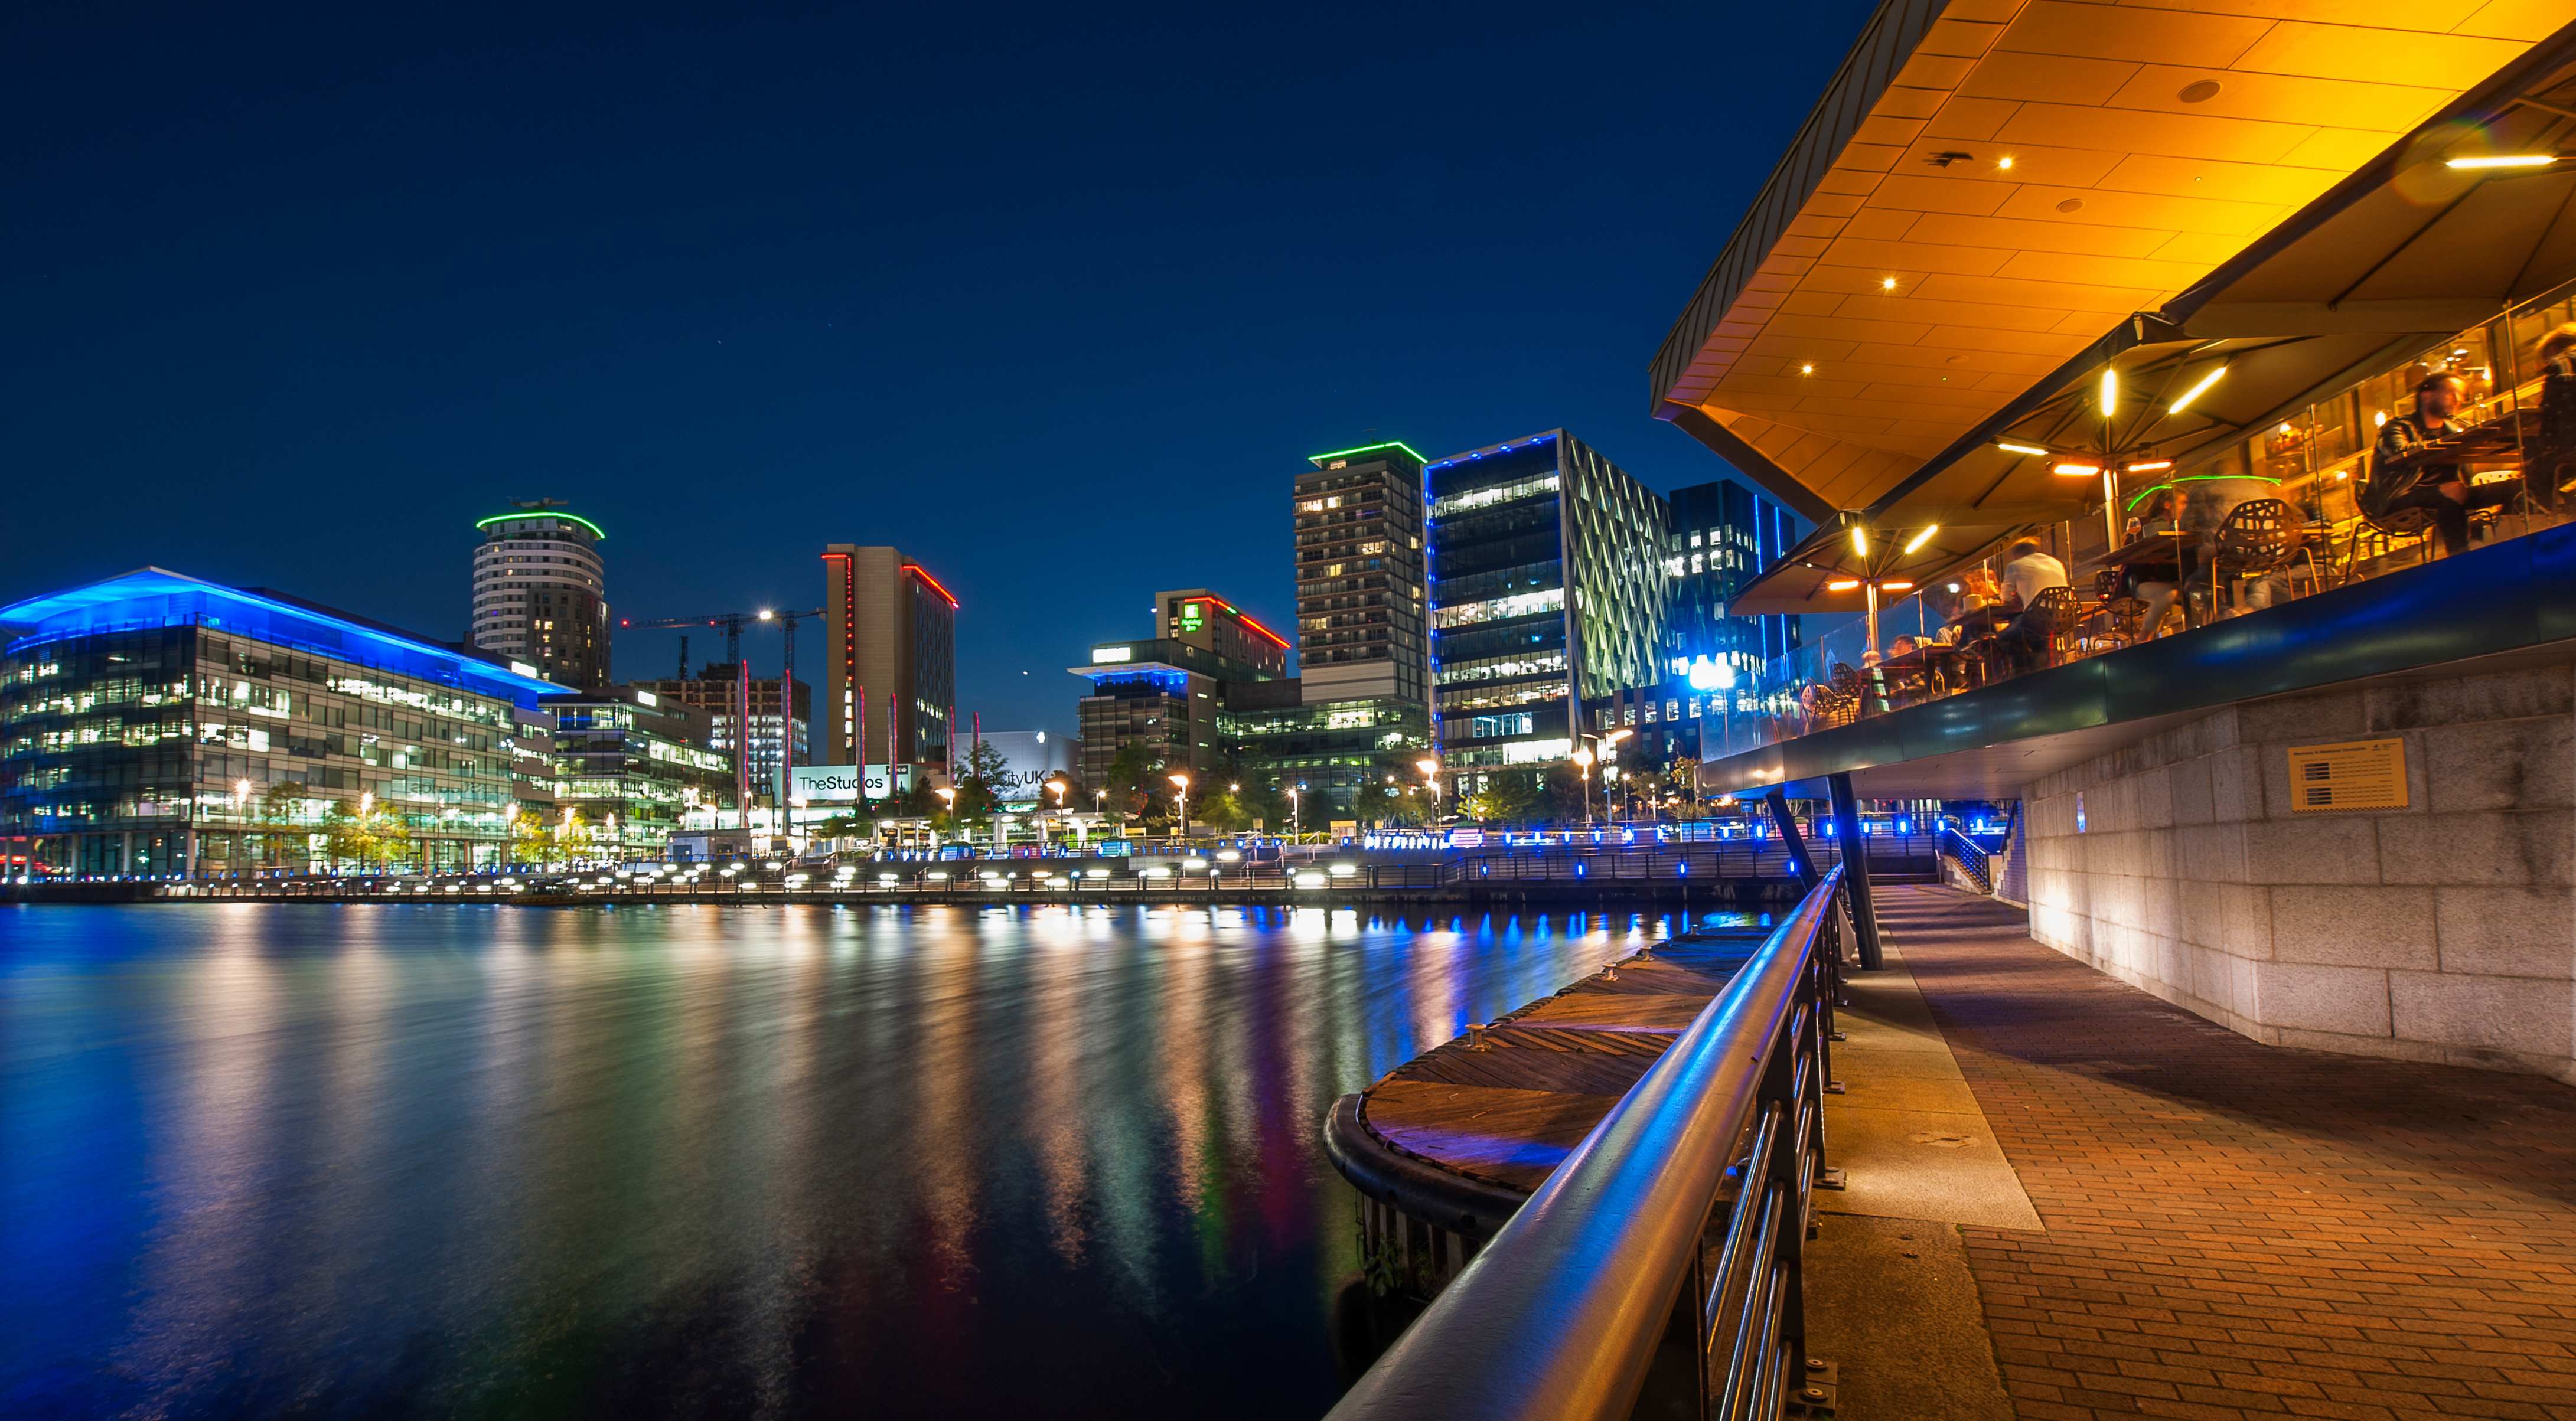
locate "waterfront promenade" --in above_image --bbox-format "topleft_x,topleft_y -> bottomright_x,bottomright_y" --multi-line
1325,880 -> 2576,1419
1853,886 -> 2576,1421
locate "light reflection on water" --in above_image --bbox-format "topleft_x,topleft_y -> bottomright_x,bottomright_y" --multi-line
0,901 -> 1756,1419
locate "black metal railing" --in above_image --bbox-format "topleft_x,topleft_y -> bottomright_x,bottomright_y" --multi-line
1325,867 -> 1850,1421
1935,825 -> 1992,893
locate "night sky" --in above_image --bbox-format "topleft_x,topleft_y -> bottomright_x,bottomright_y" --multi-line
0,1 -> 1874,732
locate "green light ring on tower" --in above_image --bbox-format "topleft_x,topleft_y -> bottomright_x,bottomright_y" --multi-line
476,512 -> 607,541
1306,441 -> 1428,467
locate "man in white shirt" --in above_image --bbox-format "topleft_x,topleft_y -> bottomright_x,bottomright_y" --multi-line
1998,540 -> 2069,672
2000,540 -> 2068,607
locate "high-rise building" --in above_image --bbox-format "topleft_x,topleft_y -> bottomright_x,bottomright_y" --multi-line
1294,443 -> 1429,706
1665,479 -> 1802,681
469,501 -> 609,688
1071,590 -> 1286,785
820,546 -> 956,772
631,664 -> 811,806
1426,430 -> 1670,776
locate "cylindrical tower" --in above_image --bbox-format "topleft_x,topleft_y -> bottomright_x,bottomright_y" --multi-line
470,502 -> 609,688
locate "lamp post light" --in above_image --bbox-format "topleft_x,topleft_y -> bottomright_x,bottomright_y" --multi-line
1168,772 -> 1190,839
1414,756 -> 1441,821
1288,785 -> 1301,844
1572,729 -> 1632,828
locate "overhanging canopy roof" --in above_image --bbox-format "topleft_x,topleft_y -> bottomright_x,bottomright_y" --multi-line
0,567 -> 561,701
1653,0 -> 2576,612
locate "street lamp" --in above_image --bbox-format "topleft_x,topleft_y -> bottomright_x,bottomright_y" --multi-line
1571,729 -> 1632,827
1288,785 -> 1301,843
1168,772 -> 1190,838
1414,756 -> 1441,820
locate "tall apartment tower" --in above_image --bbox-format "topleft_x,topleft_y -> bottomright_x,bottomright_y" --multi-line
469,501 -> 610,688
1425,430 -> 1670,772
1293,442 -> 1429,706
820,546 -> 956,771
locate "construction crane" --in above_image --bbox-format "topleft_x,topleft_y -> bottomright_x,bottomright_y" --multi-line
617,607 -> 827,817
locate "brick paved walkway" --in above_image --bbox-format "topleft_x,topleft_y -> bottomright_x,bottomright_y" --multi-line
1877,884 -> 2576,1421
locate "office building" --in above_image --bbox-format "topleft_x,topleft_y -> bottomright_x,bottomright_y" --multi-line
632,664 -> 811,806
1,567 -> 557,877
469,501 -> 609,688
1071,591 -> 1286,785
542,684 -> 733,853
1580,478 -> 1805,783
1426,430 -> 1670,779
1294,442 -> 1429,705
1218,684 -> 1431,821
820,546 -> 956,773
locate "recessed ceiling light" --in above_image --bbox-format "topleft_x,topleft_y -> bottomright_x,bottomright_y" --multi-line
1801,364 -> 1814,374
2057,198 -> 2084,213
2179,80 -> 2221,103
1880,276 -> 1897,290
1998,156 -> 2014,170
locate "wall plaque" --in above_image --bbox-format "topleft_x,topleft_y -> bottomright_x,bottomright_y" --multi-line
2286,737 -> 2407,812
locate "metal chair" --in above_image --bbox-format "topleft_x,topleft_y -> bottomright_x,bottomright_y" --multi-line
2026,586 -> 2083,668
2095,596 -> 2150,651
2210,499 -> 2303,609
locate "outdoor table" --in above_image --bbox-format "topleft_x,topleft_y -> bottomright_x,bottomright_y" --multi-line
2081,527 -> 2199,572
1946,605 -> 2008,637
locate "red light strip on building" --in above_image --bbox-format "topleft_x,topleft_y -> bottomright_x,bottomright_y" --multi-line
1231,608 -> 1290,650
905,563 -> 960,608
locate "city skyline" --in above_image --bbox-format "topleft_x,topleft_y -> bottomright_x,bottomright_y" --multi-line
0,1 -> 1879,733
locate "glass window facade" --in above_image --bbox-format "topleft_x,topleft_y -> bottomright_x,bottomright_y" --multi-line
1426,430 -> 1671,771
544,690 -> 734,851
2,571 -> 557,878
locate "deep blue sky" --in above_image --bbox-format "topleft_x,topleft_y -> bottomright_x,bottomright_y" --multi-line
0,1 -> 1875,731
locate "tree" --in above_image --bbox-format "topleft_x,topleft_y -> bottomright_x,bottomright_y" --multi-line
1464,769 -> 1546,827
1097,740 -> 1159,829
1542,761 -> 1592,825
322,799 -> 371,873
509,806 -> 558,865
813,811 -> 870,842
1196,788 -> 1250,833
253,781 -> 312,874
951,739 -> 1015,823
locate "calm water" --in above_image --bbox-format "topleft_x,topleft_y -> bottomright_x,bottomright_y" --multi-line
0,901 -> 1744,1419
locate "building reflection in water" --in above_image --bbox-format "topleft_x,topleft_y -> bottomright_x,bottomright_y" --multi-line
0,901 -> 1742,1418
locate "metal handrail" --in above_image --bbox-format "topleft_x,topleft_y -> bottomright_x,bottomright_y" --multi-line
1325,866 -> 1847,1421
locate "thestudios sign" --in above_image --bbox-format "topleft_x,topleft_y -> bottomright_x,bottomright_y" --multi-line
790,764 -> 915,802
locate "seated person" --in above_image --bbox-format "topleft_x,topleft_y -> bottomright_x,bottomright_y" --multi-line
2370,373 -> 2519,556
1887,635 -> 1919,659
2533,323 -> 2576,495
2120,489 -> 2189,636
1997,539 -> 2069,671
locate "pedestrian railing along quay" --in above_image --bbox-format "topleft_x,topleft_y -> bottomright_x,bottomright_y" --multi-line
1328,868 -> 1852,1421
106,837 -> 1936,903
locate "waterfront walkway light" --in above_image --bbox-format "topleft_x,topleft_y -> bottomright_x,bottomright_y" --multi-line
1168,772 -> 1191,837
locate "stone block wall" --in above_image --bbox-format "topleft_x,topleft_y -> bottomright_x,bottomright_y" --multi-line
2021,660 -> 2574,1084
